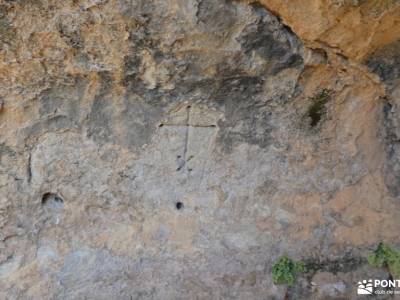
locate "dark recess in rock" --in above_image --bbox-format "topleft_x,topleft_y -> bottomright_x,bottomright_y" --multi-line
367,40 -> 400,196
41,192 -> 64,213
382,99 -> 400,197
366,39 -> 400,88
237,4 -> 303,74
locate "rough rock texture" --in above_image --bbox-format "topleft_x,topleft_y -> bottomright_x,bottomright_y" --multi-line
0,0 -> 399,299
253,0 -> 400,61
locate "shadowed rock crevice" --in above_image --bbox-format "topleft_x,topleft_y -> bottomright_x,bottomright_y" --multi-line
366,40 -> 400,196
366,39 -> 400,89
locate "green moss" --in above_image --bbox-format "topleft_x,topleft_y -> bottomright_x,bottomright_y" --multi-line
367,243 -> 400,277
306,89 -> 331,128
272,256 -> 306,285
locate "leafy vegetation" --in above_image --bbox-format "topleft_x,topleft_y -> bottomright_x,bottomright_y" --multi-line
306,89 -> 331,128
272,256 -> 306,285
367,243 -> 400,277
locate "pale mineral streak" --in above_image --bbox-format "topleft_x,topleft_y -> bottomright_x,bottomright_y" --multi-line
0,0 -> 399,299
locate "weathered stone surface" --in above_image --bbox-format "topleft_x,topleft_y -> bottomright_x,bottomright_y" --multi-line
253,0 -> 400,61
366,40 -> 400,198
0,0 -> 399,299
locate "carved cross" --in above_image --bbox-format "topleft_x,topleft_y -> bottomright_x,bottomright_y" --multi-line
158,105 -> 217,172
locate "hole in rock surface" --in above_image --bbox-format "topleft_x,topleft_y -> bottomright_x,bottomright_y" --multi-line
41,193 -> 64,212
176,202 -> 183,210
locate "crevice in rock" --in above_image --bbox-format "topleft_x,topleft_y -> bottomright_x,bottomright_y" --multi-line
27,152 -> 32,184
382,98 -> 400,197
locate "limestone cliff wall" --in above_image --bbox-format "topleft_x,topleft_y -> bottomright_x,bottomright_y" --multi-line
0,0 -> 399,299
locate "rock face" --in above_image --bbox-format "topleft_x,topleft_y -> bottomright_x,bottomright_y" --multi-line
255,0 -> 400,61
0,0 -> 399,299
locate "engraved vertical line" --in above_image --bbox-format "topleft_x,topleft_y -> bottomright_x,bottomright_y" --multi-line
182,106 -> 191,170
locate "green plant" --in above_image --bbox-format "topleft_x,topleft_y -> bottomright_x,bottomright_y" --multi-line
306,89 -> 332,127
367,243 -> 400,277
272,256 -> 306,285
